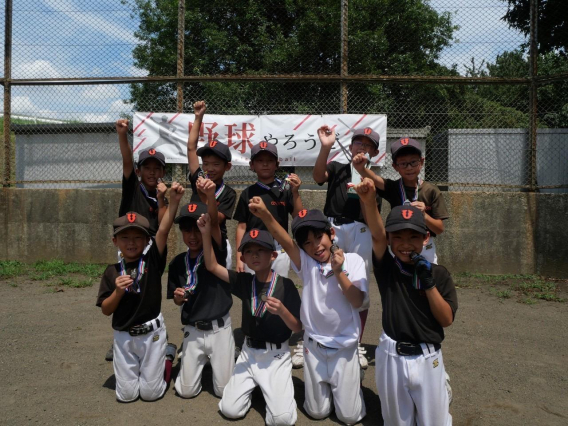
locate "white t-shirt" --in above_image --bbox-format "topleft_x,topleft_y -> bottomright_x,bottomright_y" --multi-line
292,249 -> 368,348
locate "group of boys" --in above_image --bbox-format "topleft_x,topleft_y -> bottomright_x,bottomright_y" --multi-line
96,101 -> 457,426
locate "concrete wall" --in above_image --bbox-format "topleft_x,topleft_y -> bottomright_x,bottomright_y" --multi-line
1,188 -> 567,277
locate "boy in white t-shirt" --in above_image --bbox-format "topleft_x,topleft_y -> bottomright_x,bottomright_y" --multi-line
248,197 -> 367,425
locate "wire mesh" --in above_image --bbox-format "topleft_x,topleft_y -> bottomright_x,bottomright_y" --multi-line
1,0 -> 567,193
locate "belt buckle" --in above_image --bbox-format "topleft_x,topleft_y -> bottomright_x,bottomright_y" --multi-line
396,342 -> 415,356
129,325 -> 145,336
195,320 -> 208,330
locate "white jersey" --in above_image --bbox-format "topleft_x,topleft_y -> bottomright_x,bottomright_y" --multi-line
292,249 -> 368,348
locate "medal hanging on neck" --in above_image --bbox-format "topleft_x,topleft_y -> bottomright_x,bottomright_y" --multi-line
120,256 -> 146,293
278,175 -> 290,192
140,183 -> 159,210
184,250 -> 204,295
215,181 -> 225,199
398,177 -> 421,205
393,256 -> 422,289
255,180 -> 274,190
318,244 -> 348,278
251,270 -> 278,317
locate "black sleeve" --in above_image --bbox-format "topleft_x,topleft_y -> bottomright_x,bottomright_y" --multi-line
166,256 -> 183,299
217,187 -> 236,220
118,170 -> 138,216
212,238 -> 228,268
433,266 -> 458,317
228,270 -> 249,300
376,178 -> 396,205
233,190 -> 250,224
286,188 -> 295,215
283,278 -> 302,320
151,238 -> 168,275
96,266 -> 115,307
317,161 -> 337,186
188,167 -> 201,202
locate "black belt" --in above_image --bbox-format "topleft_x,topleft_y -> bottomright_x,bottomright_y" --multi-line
129,319 -> 161,336
308,337 -> 336,350
396,341 -> 441,356
246,337 -> 281,350
331,216 -> 355,225
189,317 -> 225,331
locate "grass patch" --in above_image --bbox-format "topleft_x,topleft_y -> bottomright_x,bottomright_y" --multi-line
58,277 -> 94,288
0,261 -> 25,278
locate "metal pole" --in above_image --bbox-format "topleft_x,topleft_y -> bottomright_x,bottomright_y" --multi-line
3,0 -> 12,187
340,0 -> 348,113
528,0 -> 538,192
174,0 -> 186,183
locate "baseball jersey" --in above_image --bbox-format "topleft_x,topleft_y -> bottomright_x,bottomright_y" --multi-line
372,248 -> 458,344
319,161 -> 382,221
119,170 -> 168,236
228,270 -> 301,344
378,179 -> 448,236
96,240 -> 167,331
233,182 -> 295,232
166,240 -> 232,324
188,167 -> 236,239
291,249 -> 368,348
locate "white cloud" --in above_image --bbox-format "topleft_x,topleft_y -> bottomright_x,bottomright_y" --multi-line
82,85 -> 121,100
14,60 -> 62,79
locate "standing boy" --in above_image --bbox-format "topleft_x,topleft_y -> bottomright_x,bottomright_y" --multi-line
198,214 -> 302,425
96,182 -> 184,402
187,100 -> 237,268
248,198 -> 367,425
353,137 -> 448,264
233,142 -> 303,277
356,178 -> 457,426
167,178 -> 235,400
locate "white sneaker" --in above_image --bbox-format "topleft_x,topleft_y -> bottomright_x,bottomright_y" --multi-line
445,371 -> 453,406
358,343 -> 368,369
291,342 -> 304,368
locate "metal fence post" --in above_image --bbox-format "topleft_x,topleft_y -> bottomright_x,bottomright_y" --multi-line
528,0 -> 538,192
340,0 -> 348,113
3,0 -> 12,187
174,0 -> 186,183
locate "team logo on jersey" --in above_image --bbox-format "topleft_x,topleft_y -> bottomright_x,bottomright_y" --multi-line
210,140 -> 218,148
260,142 -> 267,149
127,213 -> 136,223
364,127 -> 372,135
153,335 -> 160,342
433,358 -> 439,368
188,204 -> 197,213
400,138 -> 409,146
298,209 -> 308,218
184,331 -> 190,338
250,229 -> 259,239
360,227 -> 367,233
149,148 -> 156,155
402,209 -> 413,219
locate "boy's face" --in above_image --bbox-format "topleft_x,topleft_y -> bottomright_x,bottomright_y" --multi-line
180,221 -> 203,255
136,158 -> 165,189
300,228 -> 335,264
240,243 -> 277,272
350,136 -> 379,158
388,229 -> 429,263
201,154 -> 231,183
250,152 -> 279,181
113,229 -> 150,262
392,153 -> 423,183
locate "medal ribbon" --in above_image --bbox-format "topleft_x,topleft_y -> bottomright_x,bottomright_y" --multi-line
398,177 -> 422,205
215,181 -> 225,200
393,256 -> 421,289
317,260 -> 348,278
119,256 -> 146,293
185,250 -> 204,294
255,180 -> 278,190
140,183 -> 159,209
251,270 -> 278,317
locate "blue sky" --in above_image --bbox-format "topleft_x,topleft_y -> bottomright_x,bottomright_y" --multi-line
3,0 -> 527,122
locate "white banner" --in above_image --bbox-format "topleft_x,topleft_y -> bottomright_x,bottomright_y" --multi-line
133,112 -> 387,166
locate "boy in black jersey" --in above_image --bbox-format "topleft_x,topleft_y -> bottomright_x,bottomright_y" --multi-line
187,101 -> 237,268
197,213 -> 301,426
356,178 -> 457,426
167,178 -> 235,399
233,141 -> 304,277
96,182 -> 184,403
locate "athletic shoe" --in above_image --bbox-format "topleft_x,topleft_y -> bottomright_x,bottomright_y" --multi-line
446,371 -> 453,406
291,342 -> 304,368
358,343 -> 368,369
166,343 -> 177,362
234,347 -> 241,360
105,344 -> 113,361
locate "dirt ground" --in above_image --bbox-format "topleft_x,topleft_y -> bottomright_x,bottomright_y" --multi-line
1,270 -> 567,426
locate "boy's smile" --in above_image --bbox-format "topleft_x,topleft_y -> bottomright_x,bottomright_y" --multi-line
113,229 -> 150,263
388,229 -> 429,264
393,153 -> 423,185
181,223 -> 203,255
137,158 -> 165,189
301,229 -> 335,264
250,152 -> 278,182
202,154 -> 231,183
241,243 -> 277,273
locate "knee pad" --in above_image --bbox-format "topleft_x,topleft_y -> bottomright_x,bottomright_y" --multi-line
174,378 -> 201,399
139,376 -> 166,401
115,378 -> 139,403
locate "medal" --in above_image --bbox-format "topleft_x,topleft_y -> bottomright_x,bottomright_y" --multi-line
251,271 -> 278,317
130,269 -> 138,280
330,243 -> 339,254
261,293 -> 268,302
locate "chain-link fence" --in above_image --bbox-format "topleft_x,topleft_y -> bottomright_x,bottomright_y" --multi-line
1,0 -> 567,192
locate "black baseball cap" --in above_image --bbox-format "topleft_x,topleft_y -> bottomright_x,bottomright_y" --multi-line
351,127 -> 380,148
238,229 -> 276,252
250,142 -> 278,160
137,148 -> 166,168
113,212 -> 150,236
390,137 -> 422,161
174,202 -> 208,224
385,205 -> 428,235
197,140 -> 232,162
291,209 -> 331,239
